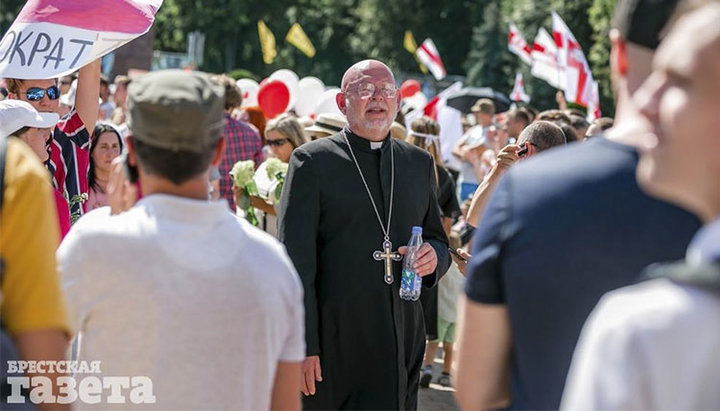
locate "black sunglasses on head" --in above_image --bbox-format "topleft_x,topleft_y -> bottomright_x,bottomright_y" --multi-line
266,138 -> 290,146
24,86 -> 60,101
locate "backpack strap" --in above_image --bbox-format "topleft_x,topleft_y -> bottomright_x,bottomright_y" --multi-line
642,260 -> 720,293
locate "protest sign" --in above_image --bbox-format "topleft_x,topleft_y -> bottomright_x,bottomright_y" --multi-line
0,0 -> 163,79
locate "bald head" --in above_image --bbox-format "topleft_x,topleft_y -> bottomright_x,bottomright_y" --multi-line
341,60 -> 396,91
336,59 -> 401,142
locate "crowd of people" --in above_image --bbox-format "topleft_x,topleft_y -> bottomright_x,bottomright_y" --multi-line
0,0 -> 719,409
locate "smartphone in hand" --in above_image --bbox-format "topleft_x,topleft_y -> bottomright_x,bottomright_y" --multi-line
448,247 -> 468,263
517,144 -> 529,157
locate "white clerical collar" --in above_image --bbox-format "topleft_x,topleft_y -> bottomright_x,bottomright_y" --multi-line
370,141 -> 383,150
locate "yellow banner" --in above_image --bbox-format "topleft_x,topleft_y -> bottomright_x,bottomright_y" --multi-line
404,31 -> 428,74
404,30 -> 417,53
257,20 -> 277,64
286,23 -> 316,58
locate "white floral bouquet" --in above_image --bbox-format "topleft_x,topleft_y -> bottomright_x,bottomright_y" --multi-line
230,160 -> 259,226
262,158 -> 289,202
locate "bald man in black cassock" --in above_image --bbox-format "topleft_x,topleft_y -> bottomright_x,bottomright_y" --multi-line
278,60 -> 450,410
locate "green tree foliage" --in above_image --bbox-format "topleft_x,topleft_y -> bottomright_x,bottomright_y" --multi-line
552,0 -> 595,52
153,0 -> 359,84
588,0 -> 616,116
1,0 -> 618,115
503,0 -> 557,110
0,0 -> 24,33
351,0 -> 481,77
287,0 -> 366,85
464,0 -> 516,94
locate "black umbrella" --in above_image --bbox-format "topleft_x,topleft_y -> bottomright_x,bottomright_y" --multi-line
445,87 -> 512,113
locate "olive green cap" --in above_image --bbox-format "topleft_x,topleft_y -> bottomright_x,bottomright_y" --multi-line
127,70 -> 225,153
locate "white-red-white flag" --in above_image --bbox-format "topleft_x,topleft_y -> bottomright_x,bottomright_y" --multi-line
508,23 -> 532,65
510,72 -> 530,103
0,0 -> 163,79
552,12 -> 594,107
415,38 -> 447,80
586,80 -> 601,121
530,27 -> 564,89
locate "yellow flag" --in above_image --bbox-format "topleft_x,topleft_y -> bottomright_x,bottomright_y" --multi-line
257,20 -> 277,64
286,23 -> 316,58
403,30 -> 428,74
404,30 -> 418,53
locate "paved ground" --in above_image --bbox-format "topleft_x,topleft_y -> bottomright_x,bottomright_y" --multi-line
418,347 -> 460,411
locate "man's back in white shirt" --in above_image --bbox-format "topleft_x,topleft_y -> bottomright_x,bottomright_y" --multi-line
59,195 -> 304,410
562,276 -> 720,410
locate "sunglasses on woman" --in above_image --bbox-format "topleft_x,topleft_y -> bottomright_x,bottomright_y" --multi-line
266,138 -> 290,146
23,86 -> 60,102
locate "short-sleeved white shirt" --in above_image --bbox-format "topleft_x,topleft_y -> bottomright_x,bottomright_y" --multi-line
562,279 -> 720,410
562,220 -> 720,410
59,195 -> 304,410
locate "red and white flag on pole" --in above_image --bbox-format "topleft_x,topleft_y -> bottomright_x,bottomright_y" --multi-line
0,0 -> 163,79
422,81 -> 462,120
552,12 -> 594,107
586,80 -> 601,121
415,38 -> 447,81
530,27 -> 564,89
508,23 -> 532,65
510,72 -> 530,103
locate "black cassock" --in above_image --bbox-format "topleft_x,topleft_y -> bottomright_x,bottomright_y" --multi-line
278,128 -> 450,410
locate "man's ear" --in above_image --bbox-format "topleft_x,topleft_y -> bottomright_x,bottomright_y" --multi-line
336,92 -> 347,114
211,137 -> 226,167
610,29 -> 628,77
528,143 -> 540,158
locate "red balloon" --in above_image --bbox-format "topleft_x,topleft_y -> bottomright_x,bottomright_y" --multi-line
400,79 -> 421,99
257,80 -> 290,119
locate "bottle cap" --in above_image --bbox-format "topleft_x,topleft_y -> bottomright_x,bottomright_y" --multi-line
412,226 -> 423,235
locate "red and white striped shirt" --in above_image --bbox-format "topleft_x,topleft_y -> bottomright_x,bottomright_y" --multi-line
47,109 -> 90,216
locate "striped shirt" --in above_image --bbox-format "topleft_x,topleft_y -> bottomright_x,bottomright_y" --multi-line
47,110 -> 90,216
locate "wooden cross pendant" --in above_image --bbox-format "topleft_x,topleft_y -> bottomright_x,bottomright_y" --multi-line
373,239 -> 402,284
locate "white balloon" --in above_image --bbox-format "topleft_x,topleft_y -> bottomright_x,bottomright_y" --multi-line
313,88 -> 343,116
236,78 -> 259,107
295,76 -> 326,117
269,69 -> 300,111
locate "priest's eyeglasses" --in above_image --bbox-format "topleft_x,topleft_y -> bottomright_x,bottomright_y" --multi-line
348,82 -> 398,100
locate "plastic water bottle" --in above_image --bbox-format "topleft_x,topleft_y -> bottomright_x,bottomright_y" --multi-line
400,226 -> 424,301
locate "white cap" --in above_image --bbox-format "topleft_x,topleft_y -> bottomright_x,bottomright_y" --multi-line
0,100 -> 59,138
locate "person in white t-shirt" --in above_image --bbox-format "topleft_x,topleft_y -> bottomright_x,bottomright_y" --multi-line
562,5 -> 720,410
58,70 -> 304,410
